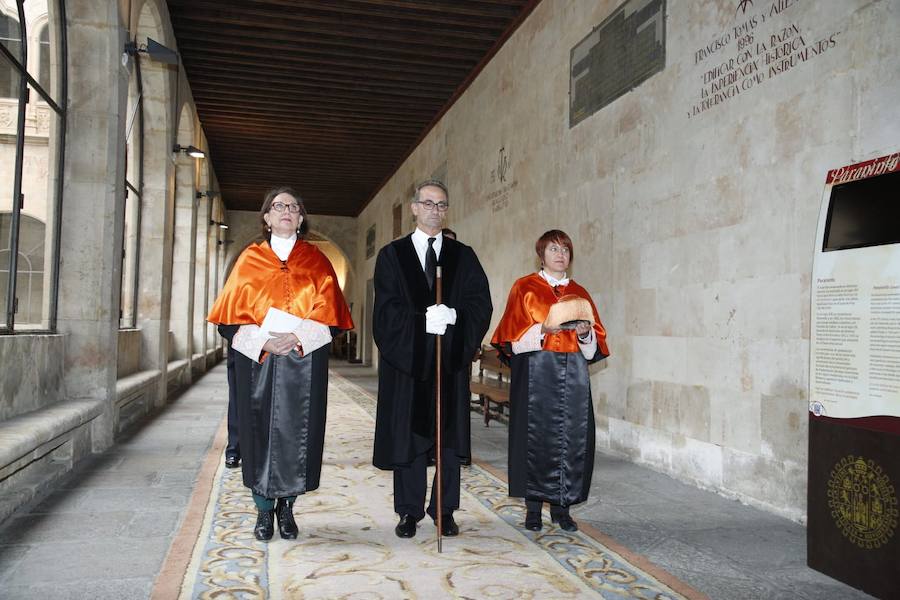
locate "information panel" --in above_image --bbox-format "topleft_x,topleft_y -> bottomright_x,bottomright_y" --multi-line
809,153 -> 900,419
807,152 -> 900,600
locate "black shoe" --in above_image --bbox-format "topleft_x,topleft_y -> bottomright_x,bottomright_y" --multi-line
551,513 -> 578,532
524,511 -> 543,531
254,509 -> 275,541
437,514 -> 459,537
395,514 -> 417,538
224,455 -> 240,468
276,498 -> 298,539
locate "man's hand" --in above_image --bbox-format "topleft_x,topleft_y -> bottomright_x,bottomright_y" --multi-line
263,331 -> 300,355
425,304 -> 456,335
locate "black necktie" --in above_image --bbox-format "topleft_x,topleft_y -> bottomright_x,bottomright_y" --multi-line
425,237 -> 437,289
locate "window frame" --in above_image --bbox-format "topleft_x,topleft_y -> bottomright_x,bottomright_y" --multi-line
0,0 -> 68,334
120,52 -> 143,329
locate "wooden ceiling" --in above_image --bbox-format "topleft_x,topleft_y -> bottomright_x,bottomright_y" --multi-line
166,0 -> 540,216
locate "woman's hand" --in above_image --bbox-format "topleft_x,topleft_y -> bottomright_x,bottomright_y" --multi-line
541,323 -> 562,335
574,321 -> 592,337
262,331 -> 300,355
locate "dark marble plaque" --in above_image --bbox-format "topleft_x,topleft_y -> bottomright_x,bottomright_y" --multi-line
570,0 -> 666,127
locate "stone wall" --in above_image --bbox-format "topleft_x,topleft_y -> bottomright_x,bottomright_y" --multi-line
351,0 -> 900,519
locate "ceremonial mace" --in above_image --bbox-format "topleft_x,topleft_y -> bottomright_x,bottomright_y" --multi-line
435,265 -> 444,553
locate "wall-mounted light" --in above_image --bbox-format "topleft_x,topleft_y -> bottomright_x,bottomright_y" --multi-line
196,190 -> 220,199
173,144 -> 205,159
124,37 -> 179,65
210,220 -> 229,230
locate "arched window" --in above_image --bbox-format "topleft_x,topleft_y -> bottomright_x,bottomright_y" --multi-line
121,59 -> 143,328
0,214 -> 45,325
38,23 -> 50,92
1,3 -> 66,332
0,12 -> 21,98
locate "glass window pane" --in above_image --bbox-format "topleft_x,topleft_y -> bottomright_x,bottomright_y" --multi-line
23,1 -> 52,99
38,24 -> 50,92
15,85 -> 60,329
0,12 -> 21,99
0,51 -> 21,329
120,186 -> 139,328
120,67 -> 141,328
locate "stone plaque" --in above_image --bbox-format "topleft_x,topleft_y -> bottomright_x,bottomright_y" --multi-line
569,0 -> 666,127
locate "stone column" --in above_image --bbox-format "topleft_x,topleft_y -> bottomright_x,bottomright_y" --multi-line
58,1 -> 127,451
135,59 -> 175,407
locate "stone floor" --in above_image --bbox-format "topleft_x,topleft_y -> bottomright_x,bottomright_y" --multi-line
0,361 -> 875,599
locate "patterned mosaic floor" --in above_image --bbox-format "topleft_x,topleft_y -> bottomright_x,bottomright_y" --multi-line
178,372 -> 691,599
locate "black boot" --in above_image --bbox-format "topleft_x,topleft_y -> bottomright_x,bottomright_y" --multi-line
551,509 -> 578,532
254,508 -> 275,541
525,511 -> 543,531
276,498 -> 298,539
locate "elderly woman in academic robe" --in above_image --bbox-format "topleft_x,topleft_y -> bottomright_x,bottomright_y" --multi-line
491,229 -> 609,532
207,186 -> 353,541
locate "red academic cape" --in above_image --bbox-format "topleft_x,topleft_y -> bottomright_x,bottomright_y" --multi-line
207,239 -> 353,331
491,273 -> 609,506
207,239 -> 352,499
490,273 -> 608,356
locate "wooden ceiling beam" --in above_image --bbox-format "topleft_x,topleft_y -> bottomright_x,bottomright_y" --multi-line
168,0 -> 514,29
173,27 -> 473,77
169,2 -> 504,41
171,11 -> 494,51
191,84 -> 440,115
331,0 -> 521,19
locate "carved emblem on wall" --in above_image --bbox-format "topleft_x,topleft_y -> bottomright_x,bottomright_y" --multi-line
827,456 -> 898,549
0,103 -> 15,131
486,144 -> 517,213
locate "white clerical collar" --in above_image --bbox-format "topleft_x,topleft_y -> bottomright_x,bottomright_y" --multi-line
269,233 -> 296,262
539,269 -> 569,287
411,227 -> 443,258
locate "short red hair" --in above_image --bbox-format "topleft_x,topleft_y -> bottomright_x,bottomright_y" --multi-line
535,229 -> 574,263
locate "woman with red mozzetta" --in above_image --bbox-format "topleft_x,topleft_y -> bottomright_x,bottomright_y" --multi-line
207,187 -> 353,541
491,229 -> 609,532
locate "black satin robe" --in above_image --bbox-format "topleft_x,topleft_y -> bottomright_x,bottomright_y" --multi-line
503,346 -> 605,506
219,325 -> 331,498
372,235 -> 492,469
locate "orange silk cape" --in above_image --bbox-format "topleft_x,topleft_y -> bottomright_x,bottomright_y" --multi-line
207,239 -> 354,330
491,273 -> 609,356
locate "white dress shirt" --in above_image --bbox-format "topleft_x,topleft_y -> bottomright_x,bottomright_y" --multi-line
411,227 -> 443,270
269,232 -> 296,261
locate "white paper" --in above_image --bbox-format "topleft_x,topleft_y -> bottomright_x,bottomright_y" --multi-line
259,307 -> 303,338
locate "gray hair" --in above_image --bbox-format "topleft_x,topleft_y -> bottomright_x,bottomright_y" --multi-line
413,179 -> 449,203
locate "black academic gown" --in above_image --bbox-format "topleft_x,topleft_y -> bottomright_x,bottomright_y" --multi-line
372,235 -> 492,469
505,347 -> 604,506
219,325 -> 333,498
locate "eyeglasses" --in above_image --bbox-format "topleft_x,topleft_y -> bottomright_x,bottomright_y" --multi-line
546,245 -> 570,255
271,201 -> 301,214
416,200 -> 449,212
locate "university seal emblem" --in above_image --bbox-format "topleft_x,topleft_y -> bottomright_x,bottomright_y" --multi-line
827,456 -> 898,549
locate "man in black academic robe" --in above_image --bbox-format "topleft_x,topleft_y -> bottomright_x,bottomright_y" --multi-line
373,180 -> 492,538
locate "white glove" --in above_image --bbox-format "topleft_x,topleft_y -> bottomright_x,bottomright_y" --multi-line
426,304 -> 457,326
425,304 -> 455,335
425,319 -> 447,335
